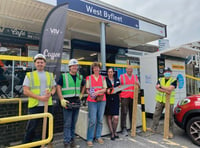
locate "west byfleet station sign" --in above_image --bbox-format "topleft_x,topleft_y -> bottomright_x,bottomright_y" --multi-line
57,0 -> 166,37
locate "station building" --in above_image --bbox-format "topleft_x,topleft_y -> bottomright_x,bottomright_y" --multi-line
3,1 -> 195,147
0,0 -> 166,67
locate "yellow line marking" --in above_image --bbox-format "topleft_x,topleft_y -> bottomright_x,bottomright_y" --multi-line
127,137 -> 145,146
128,137 -> 137,143
163,139 -> 180,146
163,139 -> 188,148
181,146 -> 188,148
138,136 -> 168,148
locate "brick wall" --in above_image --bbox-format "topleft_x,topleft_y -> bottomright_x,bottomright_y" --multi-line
0,99 -> 64,147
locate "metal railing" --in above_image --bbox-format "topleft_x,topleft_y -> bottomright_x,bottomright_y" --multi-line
186,74 -> 200,95
0,98 -> 22,116
0,113 -> 53,148
0,55 -> 139,68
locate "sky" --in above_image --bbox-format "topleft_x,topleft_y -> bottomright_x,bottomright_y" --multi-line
100,0 -> 200,47
40,0 -> 200,47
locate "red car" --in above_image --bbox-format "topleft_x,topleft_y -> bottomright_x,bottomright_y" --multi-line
174,95 -> 200,146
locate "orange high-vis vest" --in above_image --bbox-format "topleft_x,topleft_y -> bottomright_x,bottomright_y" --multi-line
120,73 -> 138,99
86,75 -> 106,102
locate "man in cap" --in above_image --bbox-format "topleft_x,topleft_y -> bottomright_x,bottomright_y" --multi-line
147,67 -> 177,139
23,53 -> 56,147
57,59 -> 85,148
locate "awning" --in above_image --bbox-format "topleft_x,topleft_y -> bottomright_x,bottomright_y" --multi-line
152,41 -> 200,58
0,0 -> 167,49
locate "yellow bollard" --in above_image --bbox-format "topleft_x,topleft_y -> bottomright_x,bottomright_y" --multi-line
140,89 -> 147,132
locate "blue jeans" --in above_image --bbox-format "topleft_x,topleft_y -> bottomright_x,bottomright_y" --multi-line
63,108 -> 80,143
87,101 -> 106,141
23,106 -> 53,143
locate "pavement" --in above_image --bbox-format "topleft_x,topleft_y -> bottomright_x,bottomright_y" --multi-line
51,118 -> 199,148
6,118 -> 199,148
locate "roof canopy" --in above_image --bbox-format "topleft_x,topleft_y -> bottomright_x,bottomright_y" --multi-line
149,41 -> 200,58
0,0 -> 167,49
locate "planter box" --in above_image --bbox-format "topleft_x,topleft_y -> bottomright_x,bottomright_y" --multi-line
75,105 -> 142,139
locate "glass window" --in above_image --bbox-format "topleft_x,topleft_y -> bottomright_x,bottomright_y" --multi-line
61,51 -> 70,73
28,45 -> 38,68
74,49 -> 98,61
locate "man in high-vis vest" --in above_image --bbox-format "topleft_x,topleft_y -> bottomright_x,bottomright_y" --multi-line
120,65 -> 139,136
57,59 -> 85,148
23,54 -> 56,147
147,67 -> 177,139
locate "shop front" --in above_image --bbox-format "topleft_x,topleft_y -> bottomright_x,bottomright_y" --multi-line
0,0 -> 167,98
0,0 -> 169,146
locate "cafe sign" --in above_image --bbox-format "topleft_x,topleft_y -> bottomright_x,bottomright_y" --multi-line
0,26 -> 40,40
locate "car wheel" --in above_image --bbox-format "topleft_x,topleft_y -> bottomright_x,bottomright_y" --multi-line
186,117 -> 200,146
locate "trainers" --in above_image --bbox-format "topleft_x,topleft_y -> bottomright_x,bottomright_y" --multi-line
96,138 -> 104,144
168,132 -> 174,139
122,128 -> 128,136
87,141 -> 94,147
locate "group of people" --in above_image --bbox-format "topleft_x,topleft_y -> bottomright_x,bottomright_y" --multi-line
22,53 -> 177,148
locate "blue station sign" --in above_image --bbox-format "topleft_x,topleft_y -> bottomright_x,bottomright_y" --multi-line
57,0 -> 139,29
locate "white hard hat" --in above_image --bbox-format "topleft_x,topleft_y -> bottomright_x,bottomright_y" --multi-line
68,59 -> 79,66
34,54 -> 46,62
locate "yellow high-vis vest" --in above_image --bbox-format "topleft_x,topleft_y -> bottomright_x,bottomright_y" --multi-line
26,71 -> 54,108
155,77 -> 176,104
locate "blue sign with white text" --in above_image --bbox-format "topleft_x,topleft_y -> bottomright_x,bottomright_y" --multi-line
57,0 -> 139,29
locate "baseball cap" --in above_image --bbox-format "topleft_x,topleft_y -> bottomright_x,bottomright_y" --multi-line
164,67 -> 172,72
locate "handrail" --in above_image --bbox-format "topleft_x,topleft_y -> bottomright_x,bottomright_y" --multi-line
0,55 -> 139,68
0,55 -> 33,62
185,74 -> 200,95
0,98 -> 22,116
0,113 -> 53,148
186,74 -> 200,81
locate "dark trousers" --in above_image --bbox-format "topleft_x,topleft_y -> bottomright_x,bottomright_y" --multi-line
63,108 -> 80,143
23,106 -> 53,144
151,102 -> 174,132
121,98 -> 133,129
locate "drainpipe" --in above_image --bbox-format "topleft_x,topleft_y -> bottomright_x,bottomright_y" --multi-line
100,22 -> 106,70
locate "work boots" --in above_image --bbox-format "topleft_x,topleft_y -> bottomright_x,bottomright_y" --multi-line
122,128 -> 128,136
146,128 -> 156,133
64,143 -> 70,148
70,139 -> 78,148
168,132 -> 174,139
